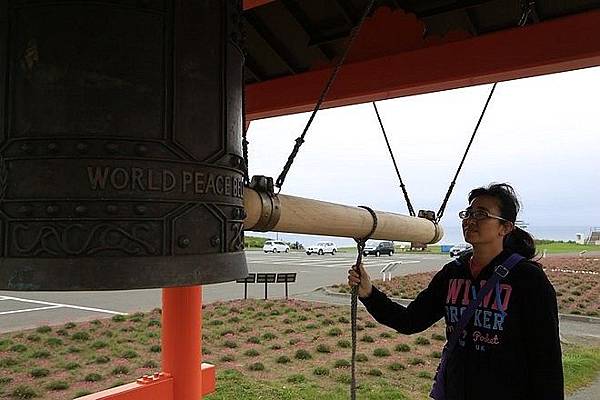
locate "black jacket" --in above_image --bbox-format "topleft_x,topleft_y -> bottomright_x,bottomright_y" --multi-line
360,250 -> 563,400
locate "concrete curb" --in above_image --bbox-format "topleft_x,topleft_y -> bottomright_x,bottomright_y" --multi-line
319,286 -> 600,324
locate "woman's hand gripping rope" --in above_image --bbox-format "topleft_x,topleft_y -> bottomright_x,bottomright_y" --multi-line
348,262 -> 373,299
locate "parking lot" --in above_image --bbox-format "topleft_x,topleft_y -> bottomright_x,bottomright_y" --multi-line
0,251 -> 447,332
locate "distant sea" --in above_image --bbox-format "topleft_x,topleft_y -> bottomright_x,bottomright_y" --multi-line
247,225 -> 594,248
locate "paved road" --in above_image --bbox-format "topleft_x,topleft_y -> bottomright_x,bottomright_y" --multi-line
0,251 -> 447,332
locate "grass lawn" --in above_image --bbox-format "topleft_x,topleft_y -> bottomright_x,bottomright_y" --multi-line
536,242 -> 599,254
0,299 -> 599,399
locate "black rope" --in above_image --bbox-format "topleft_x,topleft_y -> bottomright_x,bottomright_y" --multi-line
372,102 -> 416,217
351,206 -> 378,400
274,0 -> 376,192
436,83 -> 497,222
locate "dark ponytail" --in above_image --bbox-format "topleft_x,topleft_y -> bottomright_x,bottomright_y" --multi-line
468,183 -> 537,260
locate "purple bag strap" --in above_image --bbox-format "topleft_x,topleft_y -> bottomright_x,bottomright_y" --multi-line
445,253 -> 524,354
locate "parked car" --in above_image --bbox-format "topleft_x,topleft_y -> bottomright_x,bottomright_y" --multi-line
363,241 -> 395,257
263,241 -> 290,253
306,242 -> 337,255
449,243 -> 473,257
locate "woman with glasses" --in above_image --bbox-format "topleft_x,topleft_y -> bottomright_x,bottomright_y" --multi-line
348,183 -> 563,400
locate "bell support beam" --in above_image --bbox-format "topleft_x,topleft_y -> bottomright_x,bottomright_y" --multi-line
244,188 -> 443,244
246,10 -> 600,120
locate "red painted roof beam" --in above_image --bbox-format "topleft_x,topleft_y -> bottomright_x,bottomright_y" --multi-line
246,10 -> 600,120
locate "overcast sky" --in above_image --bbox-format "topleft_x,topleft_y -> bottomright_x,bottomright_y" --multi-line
246,66 -> 600,231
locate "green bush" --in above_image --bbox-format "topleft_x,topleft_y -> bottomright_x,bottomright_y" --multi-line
327,327 -> 342,337
313,367 -> 329,376
143,360 -> 159,368
223,340 -> 238,349
220,354 -> 235,362
294,349 -> 312,360
395,343 -> 411,352
150,345 -> 161,353
269,344 -> 282,350
289,338 -> 300,345
365,321 -> 377,328
112,366 -> 130,375
84,373 -> 102,382
408,357 -> 425,365
31,350 -> 51,359
305,323 -> 318,330
10,344 -> 27,353
112,315 -> 126,322
334,359 -> 351,368
91,340 -> 108,349
46,381 -> 69,390
0,357 -> 18,367
380,331 -> 393,338
373,348 -> 391,357
72,331 -> 90,341
95,355 -> 111,364
431,351 -> 442,359
30,368 -> 50,378
316,344 -> 331,353
36,326 -> 52,334
247,362 -> 265,371
431,333 -> 446,341
122,350 -> 138,359
247,336 -> 261,344
356,353 -> 368,362
74,391 -> 93,398
337,339 -> 351,348
276,355 -> 291,364
56,329 -> 68,336
286,374 -> 306,383
11,385 -> 38,399
388,362 -> 406,371
261,332 -> 277,340
360,335 -> 374,343
65,362 -> 80,371
220,329 -> 235,337
45,338 -> 63,347
244,349 -> 260,357
415,336 -> 431,345
148,319 -> 161,327
321,318 -> 335,326
418,371 -> 433,379
368,368 -> 383,376
26,334 -> 41,342
338,316 -> 350,323
64,322 -> 77,329
0,377 -> 13,385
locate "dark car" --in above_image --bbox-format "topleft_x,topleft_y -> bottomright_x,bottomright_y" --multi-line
363,241 -> 395,257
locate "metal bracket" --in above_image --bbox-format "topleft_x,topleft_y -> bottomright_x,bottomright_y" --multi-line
249,175 -> 281,232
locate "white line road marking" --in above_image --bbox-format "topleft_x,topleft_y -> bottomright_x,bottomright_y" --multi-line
0,305 -> 62,316
0,295 -> 127,316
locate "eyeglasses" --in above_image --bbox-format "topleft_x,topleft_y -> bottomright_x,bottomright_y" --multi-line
458,209 -> 509,222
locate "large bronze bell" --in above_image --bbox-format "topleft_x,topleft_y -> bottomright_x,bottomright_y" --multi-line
0,0 -> 248,290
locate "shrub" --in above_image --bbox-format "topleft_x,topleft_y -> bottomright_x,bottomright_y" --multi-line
365,321 -> 377,328
395,343 -> 410,352
327,327 -> 342,336
338,316 -> 350,323
431,333 -> 446,341
261,332 -> 277,340
202,347 -> 212,355
74,391 -> 93,398
417,371 -> 433,380
373,348 -> 391,357
223,340 -> 238,349
72,331 -> 90,341
36,326 -> 52,334
283,328 -> 295,334
220,354 -> 235,362
91,341 -> 108,349
388,362 -> 406,371
112,315 -> 126,322
408,357 -> 425,365
0,377 -> 13,384
431,351 -> 442,359
68,346 -> 81,353
270,344 -> 282,350
360,335 -> 374,343
64,322 -> 77,329
45,338 -> 63,347
47,381 -> 69,390
95,356 -> 111,364
276,355 -> 291,364
415,336 -> 431,345
91,319 -> 102,326
287,374 -> 306,383
148,319 -> 161,327
380,331 -> 393,338
85,373 -> 103,382
31,350 -> 51,359
247,362 -> 265,371
228,316 -> 241,323
122,350 -> 138,359
289,338 -> 300,345
0,357 -> 18,367
313,367 -> 329,376
368,368 -> 383,376
143,360 -> 159,368
316,344 -> 331,353
297,315 -> 308,321
238,325 -> 251,333
220,329 -> 235,337
305,324 -> 318,330
336,374 -> 352,384
244,349 -> 260,357
150,345 -> 161,353
334,359 -> 351,368
26,334 -> 41,342
337,340 -> 351,348
56,329 -> 68,336
247,336 -> 261,344
356,353 -> 368,362
112,366 -> 130,375
10,344 -> 27,352
11,385 -> 38,399
321,318 -> 335,326
65,362 -> 80,370
294,349 -> 312,360
30,368 -> 50,378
